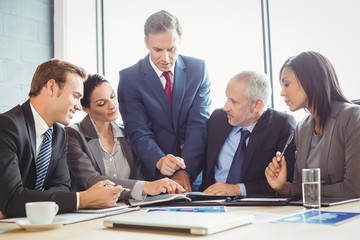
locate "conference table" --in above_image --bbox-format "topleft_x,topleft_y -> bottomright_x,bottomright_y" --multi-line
1,201 -> 359,240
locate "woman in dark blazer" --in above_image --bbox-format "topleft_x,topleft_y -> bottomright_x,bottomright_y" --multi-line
66,74 -> 184,200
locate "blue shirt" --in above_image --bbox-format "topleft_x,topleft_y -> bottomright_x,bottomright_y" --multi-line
214,123 -> 256,196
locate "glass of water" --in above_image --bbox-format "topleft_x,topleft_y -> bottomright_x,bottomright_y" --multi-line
302,168 -> 321,208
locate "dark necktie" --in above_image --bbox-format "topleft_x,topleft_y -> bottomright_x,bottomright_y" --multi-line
226,128 -> 251,184
163,71 -> 173,104
35,128 -> 52,191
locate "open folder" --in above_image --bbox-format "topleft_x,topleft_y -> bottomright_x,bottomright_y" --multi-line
126,192 -> 237,207
104,211 -> 254,235
126,192 -> 297,207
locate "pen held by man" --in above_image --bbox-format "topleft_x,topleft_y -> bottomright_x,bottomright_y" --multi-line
105,183 -> 131,193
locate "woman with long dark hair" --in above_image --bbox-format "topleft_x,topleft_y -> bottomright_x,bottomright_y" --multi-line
266,51 -> 360,198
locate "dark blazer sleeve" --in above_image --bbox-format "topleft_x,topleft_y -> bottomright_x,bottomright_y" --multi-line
178,58 -> 211,180
199,109 -> 232,191
243,109 -> 296,195
0,105 -> 76,217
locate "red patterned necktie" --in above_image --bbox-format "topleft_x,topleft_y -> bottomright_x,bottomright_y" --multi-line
163,71 -> 173,104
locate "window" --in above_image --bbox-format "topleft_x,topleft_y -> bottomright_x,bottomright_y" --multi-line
269,0 -> 360,120
55,0 -> 360,124
102,0 -> 264,118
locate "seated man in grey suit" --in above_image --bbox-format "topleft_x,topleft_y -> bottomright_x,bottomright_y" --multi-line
199,70 -> 296,196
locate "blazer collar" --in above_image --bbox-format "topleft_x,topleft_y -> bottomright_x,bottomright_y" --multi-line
81,114 -> 125,139
79,115 -> 105,174
296,101 -> 342,169
80,114 -> 98,139
21,100 -> 36,159
140,54 -> 187,131
241,109 -> 270,175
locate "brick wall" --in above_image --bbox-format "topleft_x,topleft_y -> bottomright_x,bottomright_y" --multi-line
0,0 -> 53,112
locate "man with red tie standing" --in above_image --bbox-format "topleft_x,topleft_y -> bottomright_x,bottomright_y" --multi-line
118,10 -> 211,192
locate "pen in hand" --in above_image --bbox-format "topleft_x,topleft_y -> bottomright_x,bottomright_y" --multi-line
279,131 -> 294,159
121,188 -> 132,193
106,184 -> 131,193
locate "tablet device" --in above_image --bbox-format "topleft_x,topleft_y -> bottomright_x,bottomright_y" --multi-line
289,197 -> 360,207
104,211 -> 254,235
74,203 -> 129,214
229,196 -> 294,206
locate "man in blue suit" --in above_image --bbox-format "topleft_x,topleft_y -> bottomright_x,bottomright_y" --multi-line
118,10 -> 211,192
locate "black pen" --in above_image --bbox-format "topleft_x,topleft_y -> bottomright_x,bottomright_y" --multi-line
280,131 -> 294,158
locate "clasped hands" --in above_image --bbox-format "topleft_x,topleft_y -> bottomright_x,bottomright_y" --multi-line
203,182 -> 241,195
156,154 -> 192,192
156,154 -> 186,176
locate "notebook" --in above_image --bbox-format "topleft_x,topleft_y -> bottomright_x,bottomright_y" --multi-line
104,211 -> 254,235
74,203 -> 129,214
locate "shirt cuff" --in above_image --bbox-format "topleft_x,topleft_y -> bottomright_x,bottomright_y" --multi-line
238,183 -> 247,196
76,192 -> 80,209
130,181 -> 147,200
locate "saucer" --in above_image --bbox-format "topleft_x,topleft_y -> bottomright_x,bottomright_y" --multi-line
16,218 -> 65,231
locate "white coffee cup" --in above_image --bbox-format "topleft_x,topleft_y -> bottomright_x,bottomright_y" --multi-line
25,201 -> 59,224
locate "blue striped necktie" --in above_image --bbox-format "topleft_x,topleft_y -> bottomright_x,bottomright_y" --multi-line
226,128 -> 251,184
35,128 -> 52,191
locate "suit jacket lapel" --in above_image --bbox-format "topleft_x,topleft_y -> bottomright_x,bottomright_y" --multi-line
171,56 -> 186,131
241,110 -> 270,178
319,103 -> 339,172
297,117 -> 313,169
208,111 -> 233,174
21,100 -> 36,162
141,55 -> 172,118
80,115 -> 106,175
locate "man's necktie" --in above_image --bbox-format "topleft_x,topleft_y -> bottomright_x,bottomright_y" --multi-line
35,128 -> 52,191
163,71 -> 173,104
226,128 -> 251,184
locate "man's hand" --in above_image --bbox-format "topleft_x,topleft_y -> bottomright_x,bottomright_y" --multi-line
143,178 -> 185,195
0,210 -> 5,219
203,182 -> 240,195
171,170 -> 192,192
79,180 -> 122,209
156,154 -> 186,176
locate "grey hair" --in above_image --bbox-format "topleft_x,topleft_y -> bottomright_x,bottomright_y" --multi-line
231,70 -> 271,111
144,10 -> 182,38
